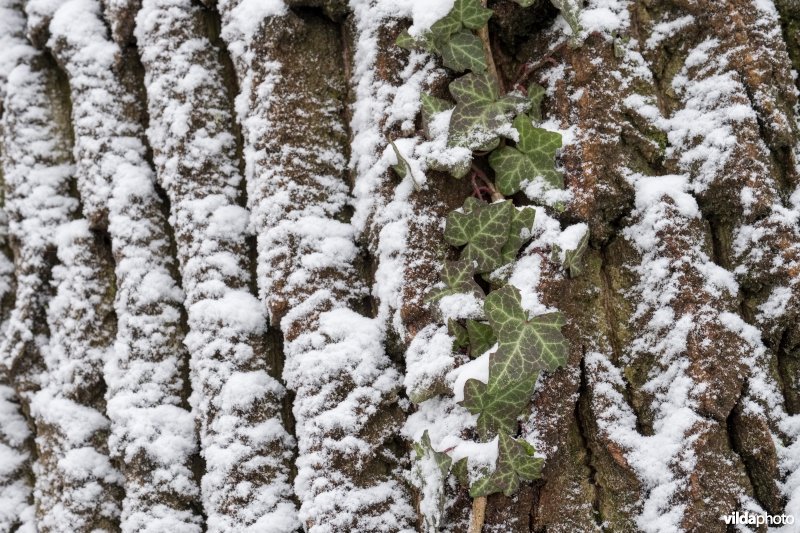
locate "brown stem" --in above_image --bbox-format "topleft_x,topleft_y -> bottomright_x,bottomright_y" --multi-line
472,164 -> 505,202
469,496 -> 487,533
478,0 -> 503,93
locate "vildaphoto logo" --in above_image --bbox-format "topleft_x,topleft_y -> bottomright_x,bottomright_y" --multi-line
721,511 -> 794,526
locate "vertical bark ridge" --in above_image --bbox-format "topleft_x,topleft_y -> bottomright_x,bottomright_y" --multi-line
46,0 -> 203,529
134,0 -> 296,529
218,2 -> 414,530
31,220 -> 124,531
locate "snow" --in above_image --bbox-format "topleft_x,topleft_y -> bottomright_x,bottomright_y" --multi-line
450,347 -> 492,403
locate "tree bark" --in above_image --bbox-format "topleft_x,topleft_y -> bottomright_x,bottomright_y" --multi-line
1,0 -> 799,532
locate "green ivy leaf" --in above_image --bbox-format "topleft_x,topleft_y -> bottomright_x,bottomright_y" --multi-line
451,0 -> 493,29
421,93 -> 453,138
414,430 -> 453,530
395,29 -> 435,52
445,198 -> 513,273
430,12 -> 462,43
551,0 -> 582,37
561,227 -> 590,278
466,319 -> 496,357
489,114 -> 563,195
426,258 -> 484,303
447,72 -> 529,150
513,0 -> 537,6
461,285 -> 567,438
440,30 -> 487,72
452,457 -> 469,486
501,207 -> 536,264
470,433 -> 544,497
528,83 -> 546,121
449,318 -> 469,350
390,141 -> 410,179
414,430 -> 452,473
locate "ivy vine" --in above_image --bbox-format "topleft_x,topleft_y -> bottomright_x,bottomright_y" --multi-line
394,0 -> 588,529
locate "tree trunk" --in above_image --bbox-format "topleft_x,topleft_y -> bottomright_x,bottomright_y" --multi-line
1,0 -> 799,532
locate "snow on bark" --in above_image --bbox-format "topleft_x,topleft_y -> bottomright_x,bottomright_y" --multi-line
218,3 -> 413,530
47,0 -> 202,529
31,220 -> 123,531
134,0 -> 295,529
0,48 -> 80,530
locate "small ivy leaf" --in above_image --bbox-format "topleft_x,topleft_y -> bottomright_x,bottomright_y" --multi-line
426,259 -> 483,303
500,207 -> 536,264
513,0 -> 537,6
396,29 -> 435,52
527,83 -> 546,121
449,318 -> 469,350
440,30 -> 487,72
452,457 -> 469,487
390,141 -> 409,179
445,198 -> 514,273
562,227 -> 590,278
451,0 -> 494,29
469,433 -> 544,497
421,93 -> 453,138
550,0 -> 582,38
461,285 -> 568,438
447,72 -> 522,150
466,319 -> 496,357
489,147 -> 535,196
489,114 -> 563,195
414,430 -> 453,474
414,430 -> 453,531
428,156 -> 473,179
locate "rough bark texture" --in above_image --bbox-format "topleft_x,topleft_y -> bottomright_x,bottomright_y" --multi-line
0,0 -> 799,532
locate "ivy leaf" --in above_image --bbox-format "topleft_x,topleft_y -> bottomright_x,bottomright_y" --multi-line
452,457 -> 469,486
560,226 -> 590,278
414,430 -> 452,474
513,0 -> 537,6
430,12 -> 462,42
421,93 -> 453,138
501,207 -> 536,264
449,318 -> 469,350
414,430 -> 453,530
445,198 -> 513,273
528,83 -> 546,121
450,0 -> 493,30
427,259 -> 483,303
395,30 -> 435,52
448,72 -> 528,151
489,114 -> 563,195
461,285 -> 568,438
466,319 -> 496,357
470,433 -> 544,497
390,141 -> 410,179
551,0 -> 582,37
440,30 -> 487,72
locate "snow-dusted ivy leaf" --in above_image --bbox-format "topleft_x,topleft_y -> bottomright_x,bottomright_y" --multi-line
469,433 -> 543,497
395,29 -> 435,52
461,285 -> 567,437
563,227 -> 589,277
449,318 -> 469,350
466,319 -> 496,357
414,430 -> 453,531
421,93 -> 453,138
551,0 -> 582,37
440,30 -> 487,72
427,258 -> 484,302
489,114 -> 563,195
501,207 -> 536,264
390,141 -> 410,179
445,198 -> 514,273
528,83 -> 546,121
447,72 -> 528,150
414,430 -> 452,474
452,457 -> 469,486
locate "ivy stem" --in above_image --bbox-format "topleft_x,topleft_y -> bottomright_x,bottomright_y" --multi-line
472,164 -> 504,202
469,496 -> 487,533
478,0 -> 503,94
